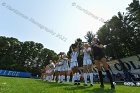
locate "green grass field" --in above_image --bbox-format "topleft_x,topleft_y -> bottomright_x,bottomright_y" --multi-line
0,76 -> 140,93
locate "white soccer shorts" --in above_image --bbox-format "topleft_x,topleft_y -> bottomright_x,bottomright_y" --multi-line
70,61 -> 78,68
83,59 -> 92,66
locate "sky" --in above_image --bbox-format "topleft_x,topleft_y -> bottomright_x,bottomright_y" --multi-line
0,0 -> 133,54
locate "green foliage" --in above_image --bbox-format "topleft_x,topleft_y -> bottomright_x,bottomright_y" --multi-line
0,36 -> 58,76
97,0 -> 140,59
84,31 -> 95,45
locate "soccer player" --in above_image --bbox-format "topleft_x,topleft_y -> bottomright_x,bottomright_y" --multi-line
45,65 -> 50,81
70,45 -> 80,85
47,60 -> 55,82
60,54 -> 67,83
82,43 -> 94,86
62,54 -> 72,83
57,55 -> 64,83
91,38 -> 115,89
66,59 -> 72,83
53,60 -> 58,82
41,67 -> 46,81
54,59 -> 61,82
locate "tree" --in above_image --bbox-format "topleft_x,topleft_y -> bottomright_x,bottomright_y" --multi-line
97,0 -> 140,59
84,31 -> 94,45
126,0 -> 140,54
0,36 -> 58,76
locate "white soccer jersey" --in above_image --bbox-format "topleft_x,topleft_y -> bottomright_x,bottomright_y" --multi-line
49,63 -> 55,68
70,51 -> 78,68
62,59 -> 69,71
83,48 -> 92,65
48,63 -> 55,73
71,52 -> 78,62
57,60 -> 63,71
83,48 -> 91,60
63,59 -> 68,68
54,63 -> 59,71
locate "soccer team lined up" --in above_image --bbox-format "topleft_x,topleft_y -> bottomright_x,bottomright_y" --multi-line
41,38 -> 115,89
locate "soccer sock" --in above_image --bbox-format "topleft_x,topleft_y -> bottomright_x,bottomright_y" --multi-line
63,75 -> 65,81
72,75 -> 75,84
74,73 -> 77,82
47,76 -> 49,81
49,76 -> 52,81
84,73 -> 87,84
58,75 -> 60,82
50,75 -> 53,81
90,73 -> 93,84
45,76 -> 48,81
60,75 -> 63,82
72,73 -> 76,83
77,73 -> 80,82
106,70 -> 114,86
54,76 -> 56,81
67,76 -> 70,82
48,76 -> 50,81
49,76 -> 51,81
98,71 -> 104,85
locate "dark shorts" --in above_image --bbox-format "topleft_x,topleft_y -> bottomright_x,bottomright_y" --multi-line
78,61 -> 83,67
94,53 -> 105,60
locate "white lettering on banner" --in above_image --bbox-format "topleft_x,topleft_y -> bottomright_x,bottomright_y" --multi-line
0,55 -> 139,76
8,71 -> 13,76
0,70 -> 31,77
92,55 -> 140,74
12,72 -> 15,76
7,71 -> 18,76
3,71 -> 7,75
108,55 -> 140,74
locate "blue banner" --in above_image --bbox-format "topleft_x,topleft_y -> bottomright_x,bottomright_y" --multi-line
0,70 -> 32,78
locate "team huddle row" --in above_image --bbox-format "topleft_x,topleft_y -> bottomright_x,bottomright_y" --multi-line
42,38 -> 115,89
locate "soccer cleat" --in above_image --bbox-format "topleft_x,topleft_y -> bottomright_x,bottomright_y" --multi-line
100,84 -> 104,88
77,82 -> 80,85
74,83 -> 77,85
90,84 -> 93,86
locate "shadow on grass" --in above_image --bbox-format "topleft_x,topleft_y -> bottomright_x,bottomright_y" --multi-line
35,80 -> 92,90
35,80 -> 73,88
64,85 -> 92,91
84,88 -> 116,93
46,82 -> 73,87
35,80 -> 116,93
